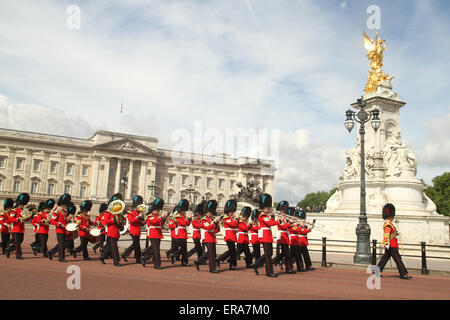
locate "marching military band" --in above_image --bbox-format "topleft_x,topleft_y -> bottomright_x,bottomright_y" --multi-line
0,191 -> 411,279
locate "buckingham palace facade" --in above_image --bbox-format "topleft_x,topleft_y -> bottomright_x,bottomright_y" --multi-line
0,128 -> 275,211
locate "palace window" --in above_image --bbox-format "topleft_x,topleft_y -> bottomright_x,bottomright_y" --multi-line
79,186 -> 86,198
13,181 -> 20,193
0,157 -> 5,168
207,178 -> 212,189
169,175 -> 174,184
182,175 -> 188,186
82,165 -> 88,176
48,183 -> 55,195
16,158 -> 24,170
31,181 -> 38,194
50,162 -> 57,173
230,180 -> 235,189
218,179 -> 224,189
193,195 -> 198,204
263,183 -> 268,192
168,193 -> 173,204
64,184 -> 71,194
0,179 -> 3,191
194,176 -> 200,186
33,160 -> 41,172
66,163 -> 73,175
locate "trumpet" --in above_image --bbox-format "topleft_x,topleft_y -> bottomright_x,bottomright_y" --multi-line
19,204 -> 37,222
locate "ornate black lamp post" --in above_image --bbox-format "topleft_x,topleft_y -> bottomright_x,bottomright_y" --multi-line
120,175 -> 128,196
345,97 -> 381,264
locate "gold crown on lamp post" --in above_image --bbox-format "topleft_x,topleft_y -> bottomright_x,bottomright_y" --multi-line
363,31 -> 395,93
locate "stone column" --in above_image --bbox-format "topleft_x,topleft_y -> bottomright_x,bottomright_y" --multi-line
25,149 -> 33,191
114,158 -> 121,194
127,159 -> 134,199
90,155 -> 100,198
58,153 -> 67,194
99,156 -> 111,200
41,151 -> 51,194
138,160 -> 147,197
7,147 -> 16,192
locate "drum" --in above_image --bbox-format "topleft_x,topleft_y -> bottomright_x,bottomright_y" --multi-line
66,223 -> 79,240
90,228 -> 101,237
119,215 -> 130,235
88,234 -> 98,244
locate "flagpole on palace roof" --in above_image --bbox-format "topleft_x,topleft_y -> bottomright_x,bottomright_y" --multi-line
119,99 -> 124,133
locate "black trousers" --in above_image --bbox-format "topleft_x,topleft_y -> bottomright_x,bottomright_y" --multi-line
187,238 -> 203,258
74,236 -> 90,259
272,243 -> 293,271
176,238 -> 188,264
251,243 -> 261,260
166,238 -> 177,256
49,233 -> 66,260
30,234 -> 41,252
299,246 -> 312,268
1,233 -> 10,254
197,242 -> 217,271
101,237 -> 120,264
377,247 -> 408,277
123,234 -> 142,262
65,239 -> 74,254
149,238 -> 161,268
253,242 -> 274,275
92,234 -> 106,252
142,242 -> 154,261
289,245 -> 304,270
236,243 -> 252,266
10,233 -> 24,258
217,241 -> 237,267
39,234 -> 48,256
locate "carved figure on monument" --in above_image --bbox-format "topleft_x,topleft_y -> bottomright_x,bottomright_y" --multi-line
235,180 -> 263,205
342,137 -> 376,180
383,130 -> 417,177
326,188 -> 342,210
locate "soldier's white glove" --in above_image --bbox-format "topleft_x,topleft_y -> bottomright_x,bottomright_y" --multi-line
385,244 -> 390,250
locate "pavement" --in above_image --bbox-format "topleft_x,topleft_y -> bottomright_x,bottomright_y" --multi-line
1,231 -> 449,300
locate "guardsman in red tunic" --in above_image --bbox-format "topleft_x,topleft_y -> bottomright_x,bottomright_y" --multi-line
165,206 -> 178,264
142,198 -> 166,269
236,206 -> 253,268
122,195 -> 145,263
170,199 -> 191,266
100,193 -> 123,267
287,207 -> 305,272
48,193 -> 71,262
92,203 -> 107,254
1,198 -> 13,255
187,201 -> 206,260
73,200 -> 94,260
272,201 -> 295,274
377,203 -> 411,279
34,199 -> 54,257
250,194 -> 278,277
217,199 -> 239,270
194,200 -> 220,273
30,202 -> 44,255
298,210 -> 315,271
64,202 -> 78,256
7,193 -> 30,259
250,209 -> 261,260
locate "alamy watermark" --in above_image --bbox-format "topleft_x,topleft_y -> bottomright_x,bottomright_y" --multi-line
366,265 -> 381,290
366,5 -> 381,30
66,265 -> 81,290
66,5 -> 81,30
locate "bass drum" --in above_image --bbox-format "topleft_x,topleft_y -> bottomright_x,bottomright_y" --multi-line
119,215 -> 130,235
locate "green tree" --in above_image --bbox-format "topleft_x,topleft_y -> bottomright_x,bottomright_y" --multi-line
297,189 -> 335,211
424,172 -> 450,216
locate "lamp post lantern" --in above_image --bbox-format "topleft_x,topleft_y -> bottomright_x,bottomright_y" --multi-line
345,96 -> 380,264
147,180 -> 157,201
120,175 -> 128,196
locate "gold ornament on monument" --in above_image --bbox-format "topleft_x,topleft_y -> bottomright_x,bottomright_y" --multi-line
363,31 -> 395,93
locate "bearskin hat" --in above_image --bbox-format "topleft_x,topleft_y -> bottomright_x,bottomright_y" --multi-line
3,198 -> 14,210
109,193 -> 123,205
15,193 -> 30,206
132,195 -> 144,208
224,199 -> 237,214
287,206 -> 296,217
99,203 -> 108,213
37,201 -> 45,212
67,202 -> 76,215
80,200 -> 92,212
241,206 -> 252,219
57,193 -> 71,206
382,203 -> 396,220
251,208 -> 260,221
276,200 -> 289,213
152,198 -> 164,211
259,193 -> 272,209
45,199 -> 56,210
194,201 -> 206,216
206,200 -> 218,215
177,199 -> 189,212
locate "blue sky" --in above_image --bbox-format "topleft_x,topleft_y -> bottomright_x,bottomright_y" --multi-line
0,0 -> 449,203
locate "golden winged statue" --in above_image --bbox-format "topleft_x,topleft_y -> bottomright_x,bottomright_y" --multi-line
363,31 -> 395,93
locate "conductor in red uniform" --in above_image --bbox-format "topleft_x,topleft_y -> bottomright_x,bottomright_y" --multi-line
250,194 -> 278,277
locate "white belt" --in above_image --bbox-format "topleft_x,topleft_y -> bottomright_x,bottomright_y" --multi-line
205,230 -> 215,233
289,234 -> 299,237
299,235 -> 307,238
250,233 -> 258,236
176,226 -> 186,229
279,230 -> 289,234
224,228 -> 238,232
260,227 -> 271,231
149,226 -> 162,229
238,232 -> 248,235
192,228 -> 200,231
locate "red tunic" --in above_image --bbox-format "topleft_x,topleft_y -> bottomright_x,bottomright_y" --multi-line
288,224 -> 300,246
250,225 -> 260,245
201,216 -> 219,243
168,218 -> 177,239
237,221 -> 252,244
0,211 -> 10,234
298,225 -> 311,246
258,213 -> 277,243
34,211 -> 50,235
382,220 -> 399,248
175,214 -> 191,239
146,214 -> 164,239
191,216 -> 202,239
51,210 -> 67,234
9,207 -> 25,233
76,214 -> 93,238
103,211 -> 120,239
127,210 -> 142,236
95,214 -> 106,235
223,216 -> 238,242
276,220 -> 291,244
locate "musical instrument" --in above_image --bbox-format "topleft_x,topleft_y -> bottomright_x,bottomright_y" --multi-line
119,215 -> 130,235
394,219 -> 405,258
89,228 -> 101,243
275,212 -> 332,235
66,222 -> 79,239
20,204 -> 37,222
